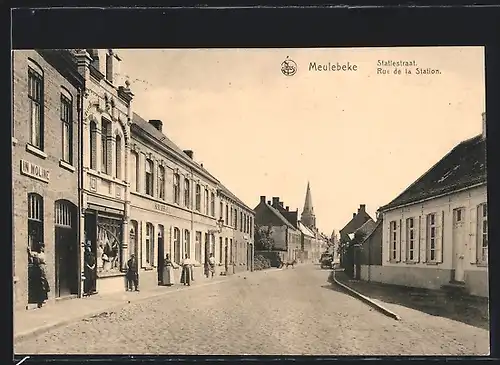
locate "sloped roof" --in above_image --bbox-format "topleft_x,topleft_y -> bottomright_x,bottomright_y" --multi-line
298,221 -> 315,237
379,134 -> 486,212
217,182 -> 253,212
357,219 -> 380,244
132,112 -> 253,211
360,218 -> 383,244
265,204 -> 297,230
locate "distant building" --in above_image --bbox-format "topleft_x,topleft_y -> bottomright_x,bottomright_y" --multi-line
376,113 -> 487,297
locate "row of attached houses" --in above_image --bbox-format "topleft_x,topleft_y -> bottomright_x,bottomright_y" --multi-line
343,114 -> 488,298
253,182 -> 329,264
12,49 -> 255,311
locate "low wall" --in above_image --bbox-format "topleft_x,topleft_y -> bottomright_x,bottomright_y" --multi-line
255,250 -> 285,268
360,265 -> 488,298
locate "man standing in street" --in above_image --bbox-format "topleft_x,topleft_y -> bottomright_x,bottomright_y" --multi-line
126,254 -> 139,291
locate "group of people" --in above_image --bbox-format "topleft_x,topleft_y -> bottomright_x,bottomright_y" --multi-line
125,252 -> 217,290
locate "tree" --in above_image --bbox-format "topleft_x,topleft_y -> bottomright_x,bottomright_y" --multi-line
255,225 -> 275,251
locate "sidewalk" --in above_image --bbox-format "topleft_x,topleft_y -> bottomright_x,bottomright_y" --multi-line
14,269 -> 264,342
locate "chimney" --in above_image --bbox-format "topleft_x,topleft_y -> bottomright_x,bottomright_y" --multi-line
272,197 -> 280,208
260,196 -> 266,203
286,206 -> 289,211
267,201 -> 271,205
353,213 -> 356,218
358,204 -> 366,213
183,150 -> 194,159
149,119 -> 163,132
482,112 -> 486,140
279,201 -> 284,208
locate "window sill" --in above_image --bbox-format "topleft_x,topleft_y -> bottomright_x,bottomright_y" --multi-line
59,160 -> 76,172
476,263 -> 488,268
12,137 -> 18,146
26,144 -> 47,159
404,261 -> 418,265
426,262 -> 439,266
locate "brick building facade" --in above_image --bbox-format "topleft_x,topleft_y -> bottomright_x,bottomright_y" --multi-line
12,50 -> 84,310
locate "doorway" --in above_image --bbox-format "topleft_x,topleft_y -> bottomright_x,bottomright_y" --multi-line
54,200 -> 79,298
452,208 -> 466,282
157,225 -> 164,284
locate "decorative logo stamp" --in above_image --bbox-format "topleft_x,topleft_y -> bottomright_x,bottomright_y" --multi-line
281,56 -> 297,76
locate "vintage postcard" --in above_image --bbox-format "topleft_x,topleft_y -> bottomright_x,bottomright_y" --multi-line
12,47 -> 488,356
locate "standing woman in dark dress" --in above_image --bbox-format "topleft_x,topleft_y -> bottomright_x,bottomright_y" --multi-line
27,242 -> 50,308
84,246 -> 97,296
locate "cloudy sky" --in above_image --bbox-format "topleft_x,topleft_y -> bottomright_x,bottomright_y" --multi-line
115,47 -> 485,235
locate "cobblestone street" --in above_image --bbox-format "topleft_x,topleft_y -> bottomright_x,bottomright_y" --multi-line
15,265 -> 489,356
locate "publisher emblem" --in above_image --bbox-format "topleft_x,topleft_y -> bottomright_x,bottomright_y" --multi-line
281,57 -> 297,76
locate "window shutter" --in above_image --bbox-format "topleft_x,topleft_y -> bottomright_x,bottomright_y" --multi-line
436,211 -> 444,263
415,217 -> 420,262
401,218 -> 407,262
385,222 -> 390,262
469,206 -> 477,264
140,221 -> 147,268
395,219 -> 401,262
152,227 -> 158,268
420,215 -> 427,263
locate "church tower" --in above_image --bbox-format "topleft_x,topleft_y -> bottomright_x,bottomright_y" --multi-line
301,181 -> 316,230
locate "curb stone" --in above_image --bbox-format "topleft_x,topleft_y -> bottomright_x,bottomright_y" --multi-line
331,271 -> 401,321
15,267 -> 286,343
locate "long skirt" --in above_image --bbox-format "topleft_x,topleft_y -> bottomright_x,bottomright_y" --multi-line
29,264 -> 49,304
180,266 -> 191,285
162,265 -> 175,286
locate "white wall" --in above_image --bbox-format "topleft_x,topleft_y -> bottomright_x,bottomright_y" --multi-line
382,184 -> 488,275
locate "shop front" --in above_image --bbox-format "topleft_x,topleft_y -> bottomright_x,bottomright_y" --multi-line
83,203 -> 126,295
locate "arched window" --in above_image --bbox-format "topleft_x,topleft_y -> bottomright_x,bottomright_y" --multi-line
184,229 -> 191,258
204,188 -> 209,215
184,179 -> 190,207
115,134 -> 122,179
210,192 -> 215,217
158,166 -> 165,200
195,184 -> 201,211
173,227 -> 181,264
130,151 -> 139,192
89,121 -> 97,170
145,223 -> 154,266
54,200 -> 73,228
173,173 -> 180,204
101,119 -> 111,174
28,193 -> 44,251
145,159 -> 154,196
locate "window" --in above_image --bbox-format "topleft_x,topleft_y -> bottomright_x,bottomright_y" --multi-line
456,209 -> 462,222
145,223 -> 154,266
225,204 -> 229,225
28,193 -> 44,251
219,237 -> 223,264
250,217 -> 253,237
173,227 -> 181,264
158,166 -> 165,200
145,159 -> 154,196
195,231 -> 202,263
55,200 -> 73,228
210,192 -> 215,217
173,173 -> 180,204
184,179 -> 190,207
195,184 -> 201,211
235,209 -> 238,229
60,93 -> 72,163
225,238 -> 228,263
390,220 -> 397,260
240,211 -> 243,231
406,218 -> 416,261
184,229 -> 191,258
115,135 -> 122,179
229,238 -> 233,264
427,213 -> 437,261
244,215 -> 248,233
90,122 -> 97,169
28,66 -> 44,149
130,151 -> 139,192
204,189 -> 209,215
101,119 -> 111,174
219,202 -> 223,219
230,207 -> 233,227
478,203 -> 488,264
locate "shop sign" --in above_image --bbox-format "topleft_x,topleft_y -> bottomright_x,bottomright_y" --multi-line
20,159 -> 50,183
154,202 -> 171,214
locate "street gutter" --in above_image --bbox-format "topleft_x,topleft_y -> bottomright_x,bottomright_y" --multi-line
331,270 -> 401,321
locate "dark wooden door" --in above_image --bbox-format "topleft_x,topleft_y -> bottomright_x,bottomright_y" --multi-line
157,236 -> 164,284
55,226 -> 78,297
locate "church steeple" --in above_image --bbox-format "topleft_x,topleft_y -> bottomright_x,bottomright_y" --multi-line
301,181 -> 316,230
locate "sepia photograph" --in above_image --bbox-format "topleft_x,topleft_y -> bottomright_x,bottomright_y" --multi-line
12,46 -> 488,356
